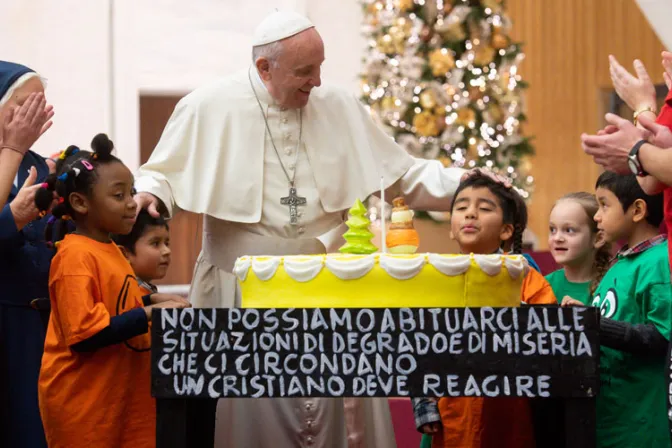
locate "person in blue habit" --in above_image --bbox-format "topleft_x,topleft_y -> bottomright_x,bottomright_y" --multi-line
0,60 -> 55,448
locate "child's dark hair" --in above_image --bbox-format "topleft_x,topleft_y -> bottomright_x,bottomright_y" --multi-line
450,172 -> 526,253
112,209 -> 168,254
595,171 -> 664,227
35,134 -> 121,244
555,192 -> 613,295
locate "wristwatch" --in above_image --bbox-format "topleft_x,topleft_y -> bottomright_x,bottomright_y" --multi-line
628,139 -> 649,177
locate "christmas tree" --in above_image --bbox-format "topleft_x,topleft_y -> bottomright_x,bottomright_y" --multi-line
339,199 -> 378,254
360,0 -> 534,203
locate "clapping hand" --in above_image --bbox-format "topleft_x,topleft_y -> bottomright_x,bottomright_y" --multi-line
1,92 -> 54,154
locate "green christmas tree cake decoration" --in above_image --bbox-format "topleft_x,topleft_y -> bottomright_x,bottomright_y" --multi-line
339,199 -> 378,254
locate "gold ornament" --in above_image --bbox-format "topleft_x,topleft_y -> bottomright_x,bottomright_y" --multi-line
473,44 -> 496,66
428,49 -> 456,77
455,107 -> 476,126
419,90 -> 437,109
397,0 -> 414,12
486,104 -> 503,123
439,23 -> 467,42
381,96 -> 398,110
492,33 -> 509,50
444,84 -> 457,98
376,34 -> 396,55
413,111 -> 440,137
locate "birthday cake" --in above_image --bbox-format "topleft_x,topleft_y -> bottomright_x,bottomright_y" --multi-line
233,253 -> 528,308
233,198 -> 528,309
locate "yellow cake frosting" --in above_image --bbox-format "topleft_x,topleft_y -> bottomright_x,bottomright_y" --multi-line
233,253 -> 528,308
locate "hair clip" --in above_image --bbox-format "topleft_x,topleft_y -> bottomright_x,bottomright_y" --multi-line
73,167 -> 81,177
38,211 -> 47,218
58,150 -> 67,160
41,183 -> 49,189
57,172 -> 68,182
62,215 -> 71,221
81,160 -> 94,170
71,148 -> 80,155
58,197 -> 64,204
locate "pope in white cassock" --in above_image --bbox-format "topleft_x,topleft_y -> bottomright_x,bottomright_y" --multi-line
134,9 -> 481,448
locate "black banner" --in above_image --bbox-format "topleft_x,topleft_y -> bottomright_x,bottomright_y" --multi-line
151,306 -> 599,399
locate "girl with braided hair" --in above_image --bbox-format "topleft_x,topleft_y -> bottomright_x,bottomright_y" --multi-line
413,172 -> 556,448
34,134 -> 190,448
547,192 -> 612,305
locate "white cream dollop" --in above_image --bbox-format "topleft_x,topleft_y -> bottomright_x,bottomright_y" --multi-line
233,257 -> 251,281
251,257 -> 281,281
504,255 -> 528,279
428,254 -> 471,276
284,256 -> 325,282
379,254 -> 426,280
473,254 -> 502,276
325,254 -> 376,280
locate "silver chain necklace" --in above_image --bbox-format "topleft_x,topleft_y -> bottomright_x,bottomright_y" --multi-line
248,67 -> 306,225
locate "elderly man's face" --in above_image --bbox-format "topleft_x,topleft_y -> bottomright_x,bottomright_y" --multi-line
261,28 -> 325,109
0,76 -> 45,134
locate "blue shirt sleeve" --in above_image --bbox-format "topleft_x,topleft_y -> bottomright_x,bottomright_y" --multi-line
522,253 -> 541,273
71,307 -> 149,352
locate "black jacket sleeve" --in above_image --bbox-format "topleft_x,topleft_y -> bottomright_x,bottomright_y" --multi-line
600,318 -> 668,356
71,308 -> 148,352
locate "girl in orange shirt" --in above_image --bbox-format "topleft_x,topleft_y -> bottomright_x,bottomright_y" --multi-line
33,134 -> 190,448
414,172 -> 556,448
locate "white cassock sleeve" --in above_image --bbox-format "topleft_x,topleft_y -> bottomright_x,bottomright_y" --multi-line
386,158 -> 465,211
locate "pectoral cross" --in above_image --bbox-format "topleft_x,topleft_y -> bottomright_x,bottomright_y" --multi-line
281,185 -> 307,225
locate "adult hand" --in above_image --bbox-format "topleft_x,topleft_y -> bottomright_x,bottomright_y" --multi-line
637,114 -> 672,148
663,51 -> 672,90
609,55 -> 656,113
461,167 -> 512,188
9,167 -> 43,230
134,191 -> 161,218
561,296 -> 584,307
144,298 -> 192,321
150,293 -> 190,307
1,92 -> 54,154
581,113 -> 649,174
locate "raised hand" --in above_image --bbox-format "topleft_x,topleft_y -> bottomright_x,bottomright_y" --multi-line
609,55 -> 656,113
1,92 -> 54,154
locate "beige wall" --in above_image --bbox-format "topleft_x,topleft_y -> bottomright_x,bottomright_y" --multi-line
507,0 -> 667,249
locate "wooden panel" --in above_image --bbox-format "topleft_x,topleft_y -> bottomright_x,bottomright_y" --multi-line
506,0 -> 666,249
139,95 -> 202,286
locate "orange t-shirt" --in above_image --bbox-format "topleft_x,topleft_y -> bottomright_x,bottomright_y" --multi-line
433,269 -> 557,448
38,234 -> 155,448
